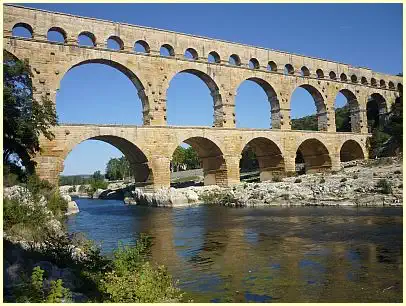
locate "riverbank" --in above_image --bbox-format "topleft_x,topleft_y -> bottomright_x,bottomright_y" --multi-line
128,156 -> 403,207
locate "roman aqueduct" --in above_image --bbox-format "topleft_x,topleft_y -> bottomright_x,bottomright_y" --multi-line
3,4 -> 403,189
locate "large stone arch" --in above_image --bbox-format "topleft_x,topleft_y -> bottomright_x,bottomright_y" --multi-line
166,67 -> 225,127
367,92 -> 387,132
340,139 -> 365,162
290,83 -> 328,131
335,88 -> 362,133
235,77 -> 281,129
296,138 -> 332,173
62,133 -> 153,186
240,136 -> 284,181
57,57 -> 151,124
169,135 -> 228,186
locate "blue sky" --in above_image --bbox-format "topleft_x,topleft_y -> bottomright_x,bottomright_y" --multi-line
16,3 -> 403,175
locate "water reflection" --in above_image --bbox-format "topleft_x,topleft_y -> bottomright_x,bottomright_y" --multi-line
67,200 -> 402,302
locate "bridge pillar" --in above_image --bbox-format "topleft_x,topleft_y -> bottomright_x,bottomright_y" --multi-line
213,90 -> 235,128
284,155 -> 296,176
224,155 -> 240,186
150,156 -> 170,190
257,153 -> 285,181
34,155 -> 64,185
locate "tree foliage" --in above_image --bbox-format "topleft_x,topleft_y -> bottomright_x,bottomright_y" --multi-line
3,50 -> 58,175
171,146 -> 200,171
105,156 -> 131,181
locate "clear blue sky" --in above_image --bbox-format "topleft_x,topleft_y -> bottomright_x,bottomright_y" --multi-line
17,3 -> 403,175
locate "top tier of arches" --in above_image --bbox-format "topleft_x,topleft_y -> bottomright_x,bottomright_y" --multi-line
5,4 -> 402,92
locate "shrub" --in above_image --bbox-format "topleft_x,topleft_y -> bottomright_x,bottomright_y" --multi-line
78,185 -> 88,193
47,191 -> 68,219
68,186 -> 76,193
320,178 -> 326,184
14,266 -> 71,303
353,174 -> 358,179
340,178 -> 347,182
376,179 -> 392,194
272,175 -> 283,182
294,178 -> 302,183
394,170 -> 402,174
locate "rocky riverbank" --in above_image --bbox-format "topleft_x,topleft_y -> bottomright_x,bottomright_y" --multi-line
127,157 -> 403,207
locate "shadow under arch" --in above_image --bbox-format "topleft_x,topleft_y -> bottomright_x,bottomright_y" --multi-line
367,92 -> 387,132
291,84 -> 327,131
167,68 -> 224,127
336,89 -> 361,133
61,58 -> 150,124
236,77 -> 281,129
296,138 -> 332,173
240,137 -> 284,181
170,136 -> 227,186
340,139 -> 364,162
63,135 -> 153,186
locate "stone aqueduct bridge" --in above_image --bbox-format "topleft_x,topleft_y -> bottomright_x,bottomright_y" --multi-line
4,5 -> 403,189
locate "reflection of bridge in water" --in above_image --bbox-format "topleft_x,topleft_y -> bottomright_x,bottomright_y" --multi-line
4,5 -> 402,189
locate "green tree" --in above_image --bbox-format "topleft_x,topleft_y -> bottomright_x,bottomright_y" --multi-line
3,50 -> 58,176
105,156 -> 131,180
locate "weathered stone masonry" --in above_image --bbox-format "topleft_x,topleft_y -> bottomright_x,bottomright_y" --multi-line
3,4 -> 402,189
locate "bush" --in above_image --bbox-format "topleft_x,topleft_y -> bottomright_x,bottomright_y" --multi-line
376,179 -> 392,194
14,266 -> 71,303
78,185 -> 88,193
294,178 -> 302,183
272,175 -> 283,182
68,186 -> 76,193
394,170 -> 402,174
320,178 -> 326,184
340,177 -> 347,182
353,174 -> 359,179
47,191 -> 68,219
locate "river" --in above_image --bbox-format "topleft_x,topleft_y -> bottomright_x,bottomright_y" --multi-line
67,198 -> 402,302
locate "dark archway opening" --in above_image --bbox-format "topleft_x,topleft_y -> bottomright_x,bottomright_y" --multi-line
340,140 -> 364,162
296,139 -> 332,174
367,93 -> 387,132
335,89 -> 361,133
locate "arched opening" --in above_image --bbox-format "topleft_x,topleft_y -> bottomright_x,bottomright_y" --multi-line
367,93 -> 387,132
329,71 -> 337,80
171,137 -> 227,187
134,40 -> 150,54
184,48 -> 198,60
340,73 -> 348,82
235,77 -> 279,128
296,138 -> 331,174
388,81 -> 395,89
208,51 -> 221,63
107,36 -> 124,50
335,89 -> 361,132
361,77 -> 368,85
267,61 -> 277,72
351,74 -> 358,83
229,54 -> 241,66
340,140 -> 364,162
380,80 -> 386,88
316,69 -> 324,78
170,143 -> 201,188
57,59 -> 146,125
301,66 -> 310,77
290,85 -> 327,131
78,31 -> 96,47
240,137 -> 284,182
62,136 -> 153,189
12,23 -> 33,38
160,44 -> 175,57
284,64 -> 294,75
47,27 -> 66,43
371,78 -> 377,87
249,58 -> 260,69
166,69 -> 220,126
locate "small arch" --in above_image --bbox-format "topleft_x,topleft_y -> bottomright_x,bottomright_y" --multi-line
296,138 -> 332,173
335,89 -> 360,133
371,78 -> 377,87
329,71 -> 337,80
316,69 -> 324,78
47,27 -> 67,43
284,64 -> 294,75
78,31 -> 96,47
267,61 -> 277,72
160,44 -> 175,57
380,79 -> 386,88
340,73 -> 348,82
107,36 -> 124,50
229,54 -> 241,66
240,137 -> 284,182
208,51 -> 221,63
249,58 -> 260,69
340,140 -> 364,162
301,66 -> 310,77
351,74 -> 358,83
388,81 -> 395,89
12,23 -> 33,38
134,40 -> 150,54
184,48 -> 198,60
361,77 -> 368,85
171,137 -> 227,187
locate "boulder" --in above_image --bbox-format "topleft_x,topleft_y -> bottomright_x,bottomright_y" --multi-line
65,201 -> 79,215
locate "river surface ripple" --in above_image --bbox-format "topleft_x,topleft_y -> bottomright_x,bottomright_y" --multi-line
67,198 -> 403,302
